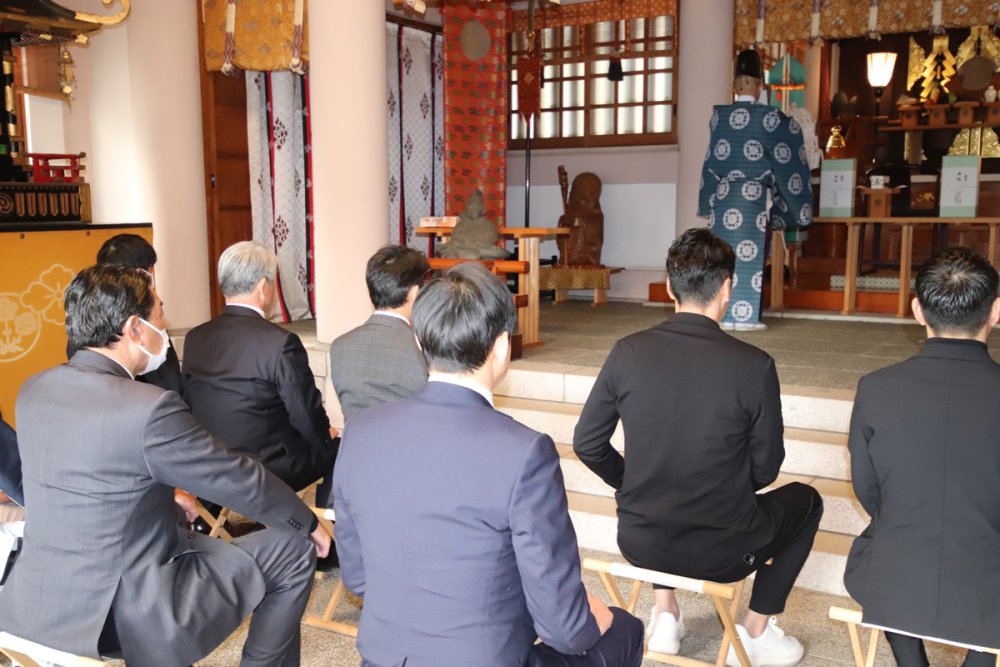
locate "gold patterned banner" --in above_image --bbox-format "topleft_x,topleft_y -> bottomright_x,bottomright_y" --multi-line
202,0 -> 309,73
511,0 -> 676,31
734,0 -> 1000,47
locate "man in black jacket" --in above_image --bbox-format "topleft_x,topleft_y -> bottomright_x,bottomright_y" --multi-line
574,229 -> 822,667
66,233 -> 184,397
183,241 -> 336,495
845,248 -> 1000,665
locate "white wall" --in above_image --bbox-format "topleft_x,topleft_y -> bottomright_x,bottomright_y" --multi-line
506,146 -> 677,301
24,96 -> 66,154
57,0 -> 210,329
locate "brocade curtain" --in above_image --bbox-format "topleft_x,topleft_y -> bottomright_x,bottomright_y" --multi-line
441,2 -> 508,226
386,22 -> 445,251
734,0 -> 1000,47
246,71 -> 315,322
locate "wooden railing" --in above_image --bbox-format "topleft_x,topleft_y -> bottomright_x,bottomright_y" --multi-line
770,217 -> 1000,318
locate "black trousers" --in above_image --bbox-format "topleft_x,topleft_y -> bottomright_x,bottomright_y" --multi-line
526,608 -> 645,667
885,632 -> 996,667
636,482 -> 823,615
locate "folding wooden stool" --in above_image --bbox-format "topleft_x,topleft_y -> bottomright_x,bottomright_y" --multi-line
194,502 -> 233,542
302,507 -> 359,638
829,606 -> 1000,667
582,558 -> 752,667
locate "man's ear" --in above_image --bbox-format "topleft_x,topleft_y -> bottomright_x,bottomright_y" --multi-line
494,330 -> 510,362
989,297 -> 1000,329
120,315 -> 142,346
665,277 -> 677,303
912,297 -> 927,327
406,284 -> 420,305
719,276 -> 733,303
254,276 -> 269,298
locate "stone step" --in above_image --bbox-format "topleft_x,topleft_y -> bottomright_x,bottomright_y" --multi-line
499,397 -> 851,482
565,490 -> 854,597
496,363 -> 856,434
558,449 -> 868,540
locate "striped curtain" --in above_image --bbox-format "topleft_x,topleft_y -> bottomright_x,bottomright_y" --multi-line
246,71 -> 315,322
386,22 -> 445,252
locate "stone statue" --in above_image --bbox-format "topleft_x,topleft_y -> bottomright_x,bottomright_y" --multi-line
436,189 -> 509,260
557,167 -> 604,266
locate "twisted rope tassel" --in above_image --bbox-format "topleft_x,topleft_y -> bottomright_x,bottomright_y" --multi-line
755,0 -> 766,46
868,0 -> 881,40
809,0 -> 823,46
221,0 -> 237,75
290,0 -> 306,75
930,0 -> 946,35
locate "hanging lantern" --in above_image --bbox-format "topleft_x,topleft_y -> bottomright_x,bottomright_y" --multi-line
58,45 -> 75,98
607,57 -> 624,81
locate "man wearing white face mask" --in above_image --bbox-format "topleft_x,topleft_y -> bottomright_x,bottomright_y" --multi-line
183,241 -> 337,500
66,233 -> 185,397
0,264 -> 330,666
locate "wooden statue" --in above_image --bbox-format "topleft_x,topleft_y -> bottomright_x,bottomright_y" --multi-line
557,166 -> 604,266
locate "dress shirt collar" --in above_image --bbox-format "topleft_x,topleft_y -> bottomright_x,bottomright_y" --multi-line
373,310 -> 410,326
427,374 -> 494,407
225,302 -> 265,318
734,95 -> 757,103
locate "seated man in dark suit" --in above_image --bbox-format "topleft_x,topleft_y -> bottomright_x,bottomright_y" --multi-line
329,244 -> 429,422
845,248 -> 1000,666
183,241 -> 337,496
0,411 -> 22,521
0,264 -> 329,665
66,233 -> 184,397
574,229 -> 823,667
332,263 -> 644,667
0,411 -> 23,585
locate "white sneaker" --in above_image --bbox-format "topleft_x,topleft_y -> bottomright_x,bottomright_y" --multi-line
646,607 -> 685,655
720,321 -> 736,331
726,617 -> 804,667
734,322 -> 768,332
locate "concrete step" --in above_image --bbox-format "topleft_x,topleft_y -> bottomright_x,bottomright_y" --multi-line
496,363 -> 856,434
565,490 -> 854,597
558,450 -> 868,541
493,362 -> 854,442
498,397 -> 852,482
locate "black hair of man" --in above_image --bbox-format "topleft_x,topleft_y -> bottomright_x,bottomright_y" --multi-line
412,262 -> 516,374
366,245 -> 432,310
915,246 -> 999,335
96,233 -> 157,271
65,264 -> 156,351
665,228 -> 736,305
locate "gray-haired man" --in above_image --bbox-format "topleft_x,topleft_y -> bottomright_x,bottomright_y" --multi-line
183,241 -> 337,496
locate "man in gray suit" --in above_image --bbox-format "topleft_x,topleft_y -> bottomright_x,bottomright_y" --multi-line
333,263 -> 644,667
329,244 -> 429,421
0,264 -> 331,667
846,248 -> 1000,665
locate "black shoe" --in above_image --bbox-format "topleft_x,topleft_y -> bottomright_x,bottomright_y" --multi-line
189,517 -> 212,534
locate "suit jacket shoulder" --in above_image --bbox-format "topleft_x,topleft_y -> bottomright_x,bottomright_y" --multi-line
845,339 -> 1000,647
333,382 -> 598,666
329,314 -> 427,420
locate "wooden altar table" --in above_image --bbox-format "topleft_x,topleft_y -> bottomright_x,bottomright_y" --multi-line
416,226 -> 569,346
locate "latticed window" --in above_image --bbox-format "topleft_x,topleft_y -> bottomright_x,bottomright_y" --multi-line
509,8 -> 678,149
